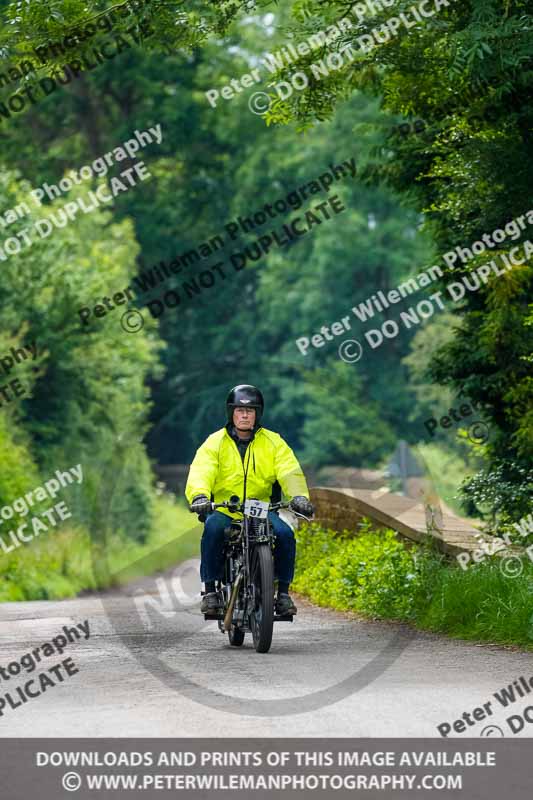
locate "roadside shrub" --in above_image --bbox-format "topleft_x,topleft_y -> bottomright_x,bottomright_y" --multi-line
294,519 -> 533,647
294,520 -> 421,618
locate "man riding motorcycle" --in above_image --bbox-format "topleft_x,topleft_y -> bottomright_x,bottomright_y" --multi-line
185,384 -> 314,617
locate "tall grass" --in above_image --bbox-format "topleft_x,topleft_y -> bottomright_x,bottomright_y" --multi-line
414,556 -> 533,646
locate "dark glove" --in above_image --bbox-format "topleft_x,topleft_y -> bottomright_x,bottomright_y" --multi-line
190,495 -> 211,515
290,495 -> 314,518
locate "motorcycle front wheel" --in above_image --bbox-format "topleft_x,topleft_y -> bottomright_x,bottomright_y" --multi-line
228,626 -> 245,646
249,543 -> 274,653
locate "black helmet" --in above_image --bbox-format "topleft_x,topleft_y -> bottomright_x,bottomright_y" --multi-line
226,384 -> 264,424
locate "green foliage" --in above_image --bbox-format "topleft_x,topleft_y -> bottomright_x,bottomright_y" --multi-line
291,520 -> 350,575
0,5 -> 436,472
294,520 -> 533,647
0,496 -> 194,601
415,559 -> 533,647
0,415 -> 40,512
294,520 -> 421,618
459,461 -> 533,525
0,0 -> 250,64
402,313 -> 458,423
0,168 -> 163,542
301,362 -> 397,468
416,442 -> 479,516
0,0 -> 529,587
0,526 -> 96,602
244,0 -> 533,515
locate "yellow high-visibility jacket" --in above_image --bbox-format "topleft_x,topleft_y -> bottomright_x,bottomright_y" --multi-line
185,426 -> 309,518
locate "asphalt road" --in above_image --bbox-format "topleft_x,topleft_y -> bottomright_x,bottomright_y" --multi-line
1,561 -> 532,738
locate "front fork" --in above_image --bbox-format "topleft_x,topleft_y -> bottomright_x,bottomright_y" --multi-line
218,552 -> 248,632
223,571 -> 243,631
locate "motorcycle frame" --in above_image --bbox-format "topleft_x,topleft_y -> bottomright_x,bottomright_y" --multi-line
219,508 -> 276,634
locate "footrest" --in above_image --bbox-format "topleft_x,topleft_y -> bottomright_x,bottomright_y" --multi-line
203,613 -> 224,620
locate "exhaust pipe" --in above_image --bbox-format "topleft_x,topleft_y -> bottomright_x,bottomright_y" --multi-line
223,572 -> 243,631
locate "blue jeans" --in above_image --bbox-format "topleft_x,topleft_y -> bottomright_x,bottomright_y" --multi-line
200,511 -> 296,584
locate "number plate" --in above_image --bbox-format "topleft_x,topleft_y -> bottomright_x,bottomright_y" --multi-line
244,499 -> 269,519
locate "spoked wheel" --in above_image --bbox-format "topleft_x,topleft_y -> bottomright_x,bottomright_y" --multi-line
228,626 -> 245,646
249,544 -> 274,653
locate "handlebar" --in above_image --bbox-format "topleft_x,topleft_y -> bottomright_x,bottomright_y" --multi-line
212,497 -> 314,521
191,495 -> 313,521
211,498 -> 290,514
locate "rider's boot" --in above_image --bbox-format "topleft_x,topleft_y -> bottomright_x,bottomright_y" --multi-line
201,591 -> 223,614
275,593 -> 297,615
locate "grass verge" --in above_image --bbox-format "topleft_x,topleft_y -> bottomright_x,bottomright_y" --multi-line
0,496 -> 199,602
292,520 -> 533,648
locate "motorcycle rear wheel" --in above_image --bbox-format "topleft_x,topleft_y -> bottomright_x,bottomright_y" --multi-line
250,544 -> 274,653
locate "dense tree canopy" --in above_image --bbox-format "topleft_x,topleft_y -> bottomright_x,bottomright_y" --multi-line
0,0 -> 530,528
260,0 -> 533,515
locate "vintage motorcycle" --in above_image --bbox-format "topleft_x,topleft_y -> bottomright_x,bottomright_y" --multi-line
200,495 -> 311,653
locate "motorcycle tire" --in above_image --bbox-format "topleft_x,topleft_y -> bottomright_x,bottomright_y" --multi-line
228,626 -> 245,647
250,543 -> 274,653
